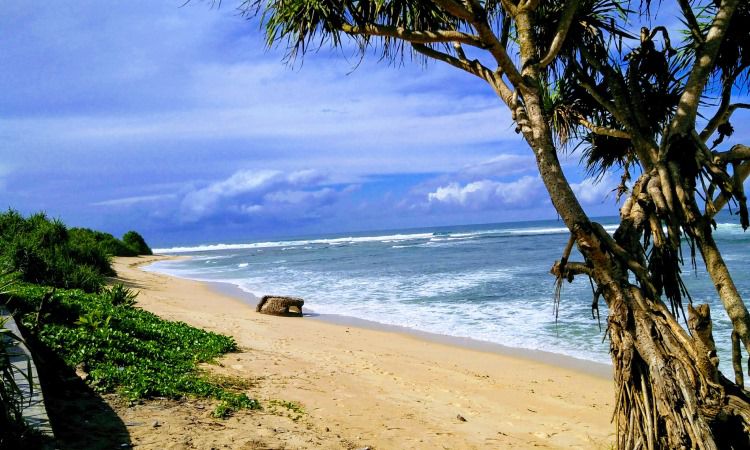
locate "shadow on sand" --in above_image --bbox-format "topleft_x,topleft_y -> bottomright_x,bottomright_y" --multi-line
29,333 -> 132,450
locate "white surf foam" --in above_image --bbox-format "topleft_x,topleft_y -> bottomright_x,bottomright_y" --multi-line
154,232 -> 435,254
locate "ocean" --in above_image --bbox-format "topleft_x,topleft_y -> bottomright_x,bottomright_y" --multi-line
146,216 -> 749,376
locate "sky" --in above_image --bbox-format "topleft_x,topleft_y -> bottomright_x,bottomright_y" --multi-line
1,1 -> 746,247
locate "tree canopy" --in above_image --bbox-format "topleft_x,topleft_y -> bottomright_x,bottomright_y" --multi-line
241,0 -> 750,447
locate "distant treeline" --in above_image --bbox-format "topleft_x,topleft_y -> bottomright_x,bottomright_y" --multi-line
0,210 -> 152,293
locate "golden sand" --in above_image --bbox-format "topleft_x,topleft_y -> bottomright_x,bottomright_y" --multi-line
112,255 -> 614,449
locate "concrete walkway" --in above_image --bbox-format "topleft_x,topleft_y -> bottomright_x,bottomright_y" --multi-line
1,306 -> 55,441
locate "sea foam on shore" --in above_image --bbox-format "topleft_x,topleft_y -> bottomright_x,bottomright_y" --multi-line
147,217 -> 749,375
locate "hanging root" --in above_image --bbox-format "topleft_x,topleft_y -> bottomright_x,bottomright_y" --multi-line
732,161 -> 749,230
732,330 -> 745,389
610,288 -> 725,449
552,234 -> 577,321
590,277 -> 602,332
687,304 -> 720,383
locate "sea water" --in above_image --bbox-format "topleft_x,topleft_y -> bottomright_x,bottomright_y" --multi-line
147,216 -> 749,375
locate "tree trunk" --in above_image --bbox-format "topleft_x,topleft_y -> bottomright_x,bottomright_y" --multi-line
606,281 -> 726,449
690,220 -> 750,359
561,196 -> 750,449
514,51 -> 750,448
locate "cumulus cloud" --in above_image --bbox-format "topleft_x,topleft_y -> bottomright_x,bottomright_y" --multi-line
427,176 -> 544,210
179,169 -> 353,223
571,173 -> 619,205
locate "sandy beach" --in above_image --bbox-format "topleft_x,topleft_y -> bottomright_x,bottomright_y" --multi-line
111,255 -> 615,449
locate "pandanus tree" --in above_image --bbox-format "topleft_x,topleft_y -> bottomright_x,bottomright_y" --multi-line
242,0 -> 750,447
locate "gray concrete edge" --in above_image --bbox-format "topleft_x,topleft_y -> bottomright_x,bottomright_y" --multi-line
1,306 -> 55,441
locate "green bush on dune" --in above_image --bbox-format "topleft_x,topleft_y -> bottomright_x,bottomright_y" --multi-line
68,228 -> 138,258
0,210 -> 154,293
4,283 -> 259,417
0,210 -> 257,444
0,210 -> 108,292
122,231 -> 152,256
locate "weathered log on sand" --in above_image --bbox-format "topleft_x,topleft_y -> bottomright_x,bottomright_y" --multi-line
256,295 -> 304,317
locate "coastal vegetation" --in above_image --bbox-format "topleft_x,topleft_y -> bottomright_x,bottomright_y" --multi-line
0,210 -> 153,293
122,230 -> 153,256
0,211 -> 258,446
246,0 -> 750,447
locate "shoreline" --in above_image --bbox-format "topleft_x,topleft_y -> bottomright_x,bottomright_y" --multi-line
117,255 -> 615,449
151,256 -> 613,380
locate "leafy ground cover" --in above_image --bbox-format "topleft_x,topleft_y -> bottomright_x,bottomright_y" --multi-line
1,211 -> 258,447
5,283 -> 260,419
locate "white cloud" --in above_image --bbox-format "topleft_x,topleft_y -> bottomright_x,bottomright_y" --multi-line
179,168 -> 352,223
91,193 -> 177,207
427,176 -> 544,209
265,188 -> 336,205
571,173 -> 618,205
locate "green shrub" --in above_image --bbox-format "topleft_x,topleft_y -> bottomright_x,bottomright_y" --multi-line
122,231 -> 152,255
0,211 -> 154,292
68,228 -> 137,258
0,212 -> 70,285
6,284 -> 257,417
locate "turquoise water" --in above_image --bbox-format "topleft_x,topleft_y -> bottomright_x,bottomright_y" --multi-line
147,217 -> 749,375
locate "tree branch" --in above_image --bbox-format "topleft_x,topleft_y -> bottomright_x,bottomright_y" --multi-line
677,0 -> 705,46
520,0 -> 541,12
411,43 -> 489,81
551,260 -> 592,278
669,0 -> 741,136
707,160 -> 750,218
591,222 -> 659,299
714,144 -> 750,164
700,77 -> 734,142
340,23 -> 485,48
538,0 -> 580,68
701,102 -> 750,143
411,43 -> 514,108
575,76 -> 634,134
497,0 -> 519,17
431,0 -> 474,21
577,117 -> 631,139
461,0 -> 527,89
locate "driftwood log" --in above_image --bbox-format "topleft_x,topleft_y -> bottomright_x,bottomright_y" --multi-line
256,295 -> 304,317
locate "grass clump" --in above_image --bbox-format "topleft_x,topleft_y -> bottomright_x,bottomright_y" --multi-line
212,392 -> 261,418
4,283 -> 259,417
268,399 -> 305,422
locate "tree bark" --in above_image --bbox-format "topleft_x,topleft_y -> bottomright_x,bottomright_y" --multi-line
690,221 -> 750,358
506,9 -> 750,446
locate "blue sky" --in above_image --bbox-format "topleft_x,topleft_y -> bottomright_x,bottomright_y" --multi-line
1,1 -> 745,247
